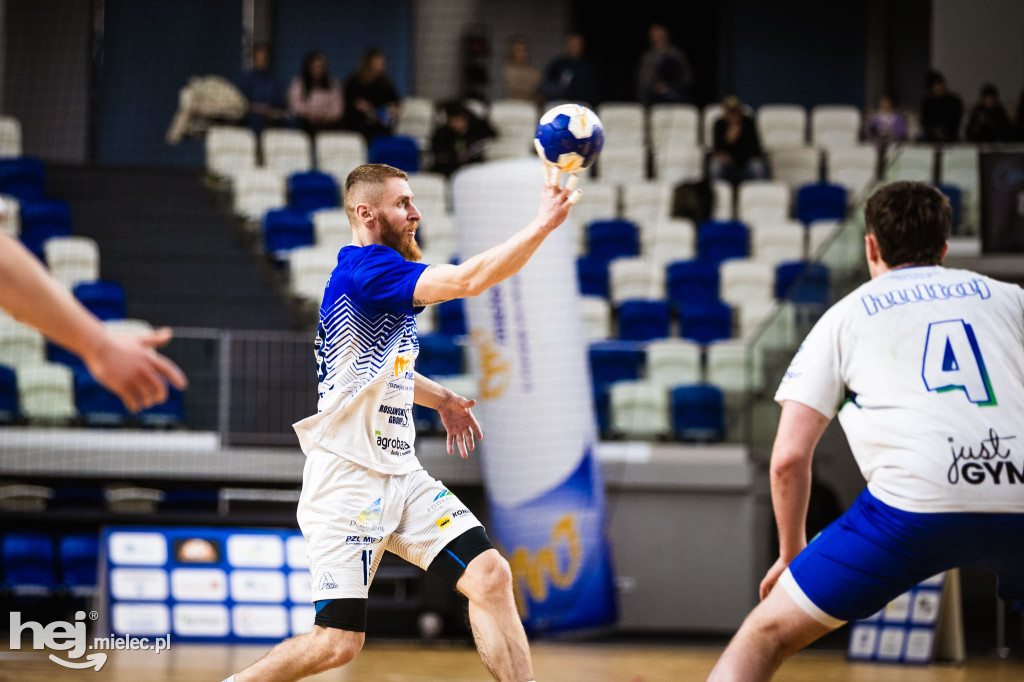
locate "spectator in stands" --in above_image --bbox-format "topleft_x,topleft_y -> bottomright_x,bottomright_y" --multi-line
863,92 -> 908,146
710,95 -> 767,185
919,71 -> 963,143
636,23 -> 692,107
540,33 -> 599,106
0,204 -> 187,413
341,48 -> 401,143
238,42 -> 287,135
288,50 -> 343,135
503,36 -> 542,104
429,102 -> 495,177
965,83 -> 1014,143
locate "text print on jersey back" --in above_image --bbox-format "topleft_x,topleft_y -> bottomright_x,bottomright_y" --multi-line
862,277 -> 990,316
921,319 -> 996,406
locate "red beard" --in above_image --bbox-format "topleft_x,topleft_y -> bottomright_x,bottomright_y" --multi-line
379,213 -> 422,262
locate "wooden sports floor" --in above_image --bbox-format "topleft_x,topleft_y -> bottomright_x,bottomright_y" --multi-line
2,641 -> 1024,681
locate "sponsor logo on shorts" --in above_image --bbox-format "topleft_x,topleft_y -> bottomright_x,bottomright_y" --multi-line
436,516 -> 452,529
426,489 -> 455,513
375,432 -> 412,456
393,353 -> 413,376
318,572 -> 338,590
433,489 -> 452,502
357,499 -> 382,524
451,509 -> 470,519
344,536 -> 383,546
377,403 -> 411,427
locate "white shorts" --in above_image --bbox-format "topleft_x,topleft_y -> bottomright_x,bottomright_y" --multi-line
297,447 -> 483,603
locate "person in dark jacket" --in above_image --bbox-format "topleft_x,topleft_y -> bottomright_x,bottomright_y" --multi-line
340,48 -> 401,143
965,83 -> 1014,143
710,95 -> 767,185
238,42 -> 287,134
539,33 -> 599,106
429,102 -> 495,177
919,71 -> 963,143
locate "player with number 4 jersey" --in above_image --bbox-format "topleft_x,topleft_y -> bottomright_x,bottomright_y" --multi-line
709,182 -> 1024,681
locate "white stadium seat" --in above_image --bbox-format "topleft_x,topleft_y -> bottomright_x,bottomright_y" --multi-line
706,339 -> 764,393
713,180 -> 734,220
653,145 -> 704,184
570,182 -> 618,254
580,296 -> 612,342
489,100 -> 538,142
825,145 -> 877,198
702,104 -> 724,147
407,172 -> 448,213
608,257 -> 665,305
807,219 -> 840,257
757,105 -> 807,150
205,126 -> 257,180
650,103 -> 699,149
233,169 -> 286,222
646,339 -> 703,388
289,246 -> 337,306
769,147 -> 820,189
104,319 -> 154,337
395,97 -> 435,149
44,236 -> 100,288
597,146 -> 647,186
811,105 -> 861,150
1,194 -> 20,236
17,363 -> 76,423
750,222 -> 805,266
597,102 -> 646,149
0,116 -> 23,158
315,131 -> 366,178
645,218 -> 696,264
0,319 -> 45,367
622,182 -> 672,231
738,180 -> 790,225
719,258 -> 776,309
884,145 -> 935,183
737,301 -> 797,346
610,380 -> 670,438
262,129 -> 312,176
311,209 -> 349,249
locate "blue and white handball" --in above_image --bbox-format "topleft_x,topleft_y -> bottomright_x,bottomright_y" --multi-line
534,104 -> 604,174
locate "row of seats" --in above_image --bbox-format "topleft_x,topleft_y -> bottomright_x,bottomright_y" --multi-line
2,533 -> 99,596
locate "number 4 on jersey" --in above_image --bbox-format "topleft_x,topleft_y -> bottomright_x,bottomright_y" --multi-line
921,319 -> 996,406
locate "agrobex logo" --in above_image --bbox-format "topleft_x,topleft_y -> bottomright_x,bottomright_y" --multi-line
10,610 -> 171,671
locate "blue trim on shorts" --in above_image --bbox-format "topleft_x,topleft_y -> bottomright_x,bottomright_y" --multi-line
788,488 -> 1024,622
445,548 -> 467,568
315,599 -> 330,614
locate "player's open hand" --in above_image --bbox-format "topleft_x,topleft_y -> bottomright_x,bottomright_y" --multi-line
759,556 -> 790,601
537,167 -> 582,232
84,327 -> 189,413
437,393 -> 484,459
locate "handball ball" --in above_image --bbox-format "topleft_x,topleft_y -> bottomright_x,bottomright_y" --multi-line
534,104 -> 604,173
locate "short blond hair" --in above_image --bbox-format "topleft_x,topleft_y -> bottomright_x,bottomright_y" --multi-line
344,164 -> 408,221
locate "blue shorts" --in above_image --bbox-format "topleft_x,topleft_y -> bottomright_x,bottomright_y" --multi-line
780,488 -> 1024,626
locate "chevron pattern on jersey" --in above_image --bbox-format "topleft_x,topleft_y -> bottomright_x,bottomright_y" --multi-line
316,293 -> 418,409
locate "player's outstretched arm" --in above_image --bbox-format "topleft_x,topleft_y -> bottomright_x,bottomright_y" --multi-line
0,230 -> 188,412
411,176 -> 578,307
760,400 -> 830,599
413,372 -> 483,458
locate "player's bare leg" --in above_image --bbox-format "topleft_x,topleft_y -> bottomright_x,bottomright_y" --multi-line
707,584 -> 835,682
233,626 -> 364,682
457,548 -> 534,681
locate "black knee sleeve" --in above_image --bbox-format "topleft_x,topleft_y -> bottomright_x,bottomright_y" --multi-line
427,526 -> 494,589
313,598 -> 367,632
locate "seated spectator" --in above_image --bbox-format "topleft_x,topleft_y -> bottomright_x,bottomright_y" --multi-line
539,33 -> 599,107
341,48 -> 401,143
863,92 -> 908,146
429,102 -> 495,177
710,95 -> 767,185
636,23 -> 693,107
238,42 -> 287,134
965,83 -> 1014,143
919,71 -> 963,142
288,50 -> 343,135
503,37 -> 542,104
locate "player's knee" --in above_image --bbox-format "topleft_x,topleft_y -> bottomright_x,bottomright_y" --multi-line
313,627 -> 364,669
465,550 -> 513,601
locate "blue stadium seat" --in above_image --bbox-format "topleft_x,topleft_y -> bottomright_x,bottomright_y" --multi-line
74,369 -> 128,426
73,280 -> 126,320
263,208 -> 315,260
666,260 -> 719,306
618,300 -> 670,341
417,334 -> 463,376
289,170 -> 340,214
3,533 -> 56,593
368,135 -> 420,173
139,387 -> 185,427
47,341 -> 85,369
697,220 -> 748,265
775,261 -> 830,304
671,384 -> 725,442
161,489 -> 218,512
20,199 -> 72,260
51,486 -> 105,510
60,534 -> 100,595
577,257 -> 611,298
587,220 -> 640,263
0,157 -> 46,203
589,341 -> 645,434
937,184 -> 963,231
437,298 -> 468,336
676,301 -> 732,344
0,365 -> 18,423
412,403 -> 442,433
796,183 -> 847,224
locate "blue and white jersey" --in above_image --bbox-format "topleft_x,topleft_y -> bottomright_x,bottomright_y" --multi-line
777,266 -> 1024,513
293,244 -> 428,475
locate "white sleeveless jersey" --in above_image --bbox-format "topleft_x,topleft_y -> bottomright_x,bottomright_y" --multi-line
776,266 -> 1024,512
293,244 -> 428,475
